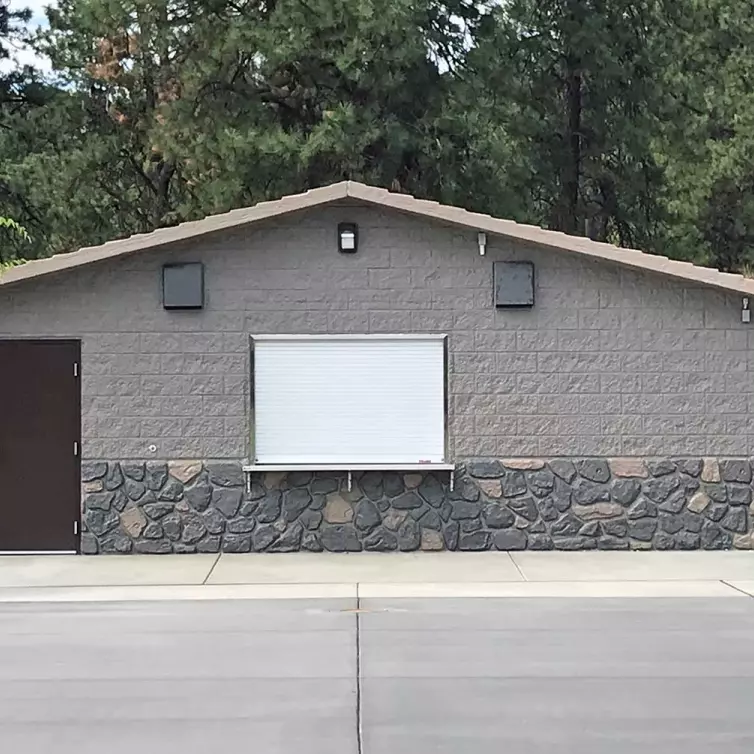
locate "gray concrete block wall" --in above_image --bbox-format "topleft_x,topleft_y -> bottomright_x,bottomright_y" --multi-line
0,201 -> 751,459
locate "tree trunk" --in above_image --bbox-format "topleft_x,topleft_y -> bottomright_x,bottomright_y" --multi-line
560,61 -> 583,235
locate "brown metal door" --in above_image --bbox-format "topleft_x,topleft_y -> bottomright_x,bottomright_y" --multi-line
0,340 -> 80,552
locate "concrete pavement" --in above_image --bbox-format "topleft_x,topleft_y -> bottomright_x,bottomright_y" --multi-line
0,598 -> 357,754
359,597 -> 754,754
2,553 -> 754,752
1,551 -> 754,600
2,595 -> 754,753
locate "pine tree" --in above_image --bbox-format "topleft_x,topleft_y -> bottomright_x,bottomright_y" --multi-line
466,0 -> 669,247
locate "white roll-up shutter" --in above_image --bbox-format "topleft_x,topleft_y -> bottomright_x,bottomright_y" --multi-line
253,335 -> 446,464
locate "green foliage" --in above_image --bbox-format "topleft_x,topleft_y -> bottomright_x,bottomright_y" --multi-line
1,0 -> 754,271
0,216 -> 28,238
0,255 -> 27,272
0,215 -> 30,269
152,0 -> 493,213
465,0 -> 671,248
655,0 -> 754,269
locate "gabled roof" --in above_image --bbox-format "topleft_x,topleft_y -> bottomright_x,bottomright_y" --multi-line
2,180 -> 753,296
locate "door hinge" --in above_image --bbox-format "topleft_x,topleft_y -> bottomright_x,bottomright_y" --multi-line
73,362 -> 79,377
73,441 -> 79,456
73,521 -> 79,536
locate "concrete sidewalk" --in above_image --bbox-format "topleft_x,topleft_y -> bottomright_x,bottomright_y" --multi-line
0,551 -> 753,601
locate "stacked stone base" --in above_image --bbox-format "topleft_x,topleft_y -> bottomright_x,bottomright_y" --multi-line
80,457 -> 754,554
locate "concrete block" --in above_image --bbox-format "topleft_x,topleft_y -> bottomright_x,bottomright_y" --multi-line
368,311 -> 413,332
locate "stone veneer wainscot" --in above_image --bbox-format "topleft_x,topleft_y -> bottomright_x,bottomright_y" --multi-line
80,457 -> 754,553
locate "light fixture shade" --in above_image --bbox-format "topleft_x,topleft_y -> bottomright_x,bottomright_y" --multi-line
338,222 -> 358,253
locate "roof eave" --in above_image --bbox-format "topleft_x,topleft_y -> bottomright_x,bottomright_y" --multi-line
0,181 -> 351,289
2,179 -> 753,299
344,182 -> 754,298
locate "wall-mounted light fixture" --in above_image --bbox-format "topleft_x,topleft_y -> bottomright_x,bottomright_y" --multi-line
478,232 -> 487,256
338,222 -> 358,254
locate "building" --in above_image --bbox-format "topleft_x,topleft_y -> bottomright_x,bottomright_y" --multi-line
1,181 -> 753,554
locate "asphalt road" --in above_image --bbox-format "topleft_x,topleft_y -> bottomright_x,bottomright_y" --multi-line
1,596 -> 754,753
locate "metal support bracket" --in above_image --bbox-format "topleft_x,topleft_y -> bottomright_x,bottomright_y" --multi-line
243,464 -> 455,497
